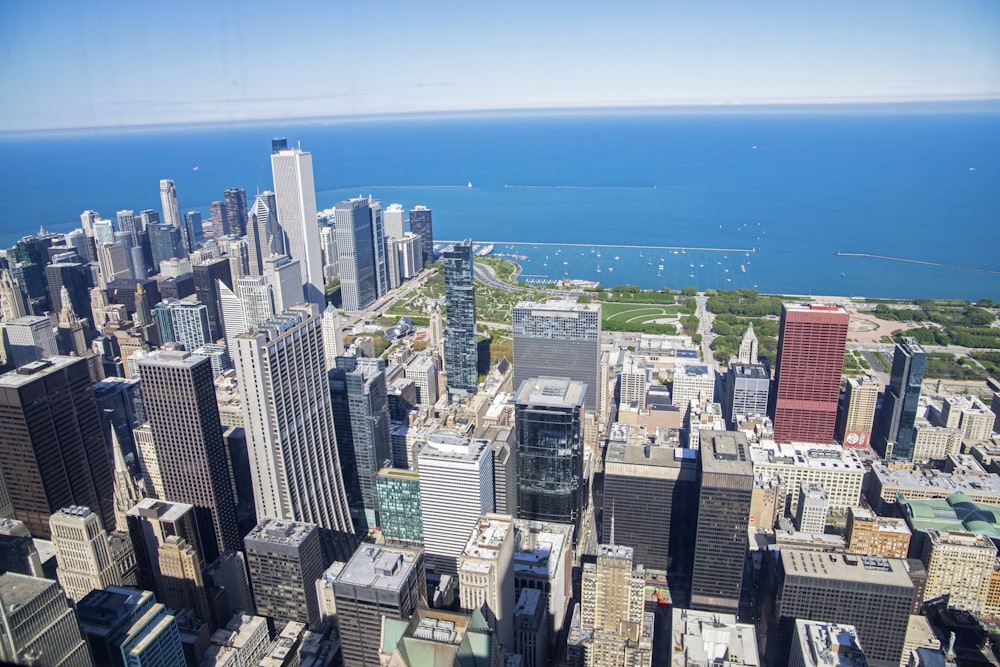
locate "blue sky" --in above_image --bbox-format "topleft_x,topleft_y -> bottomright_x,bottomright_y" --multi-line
1,0 -> 998,131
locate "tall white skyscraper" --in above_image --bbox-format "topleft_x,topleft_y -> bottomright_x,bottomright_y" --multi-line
237,276 -> 275,330
417,430 -> 494,575
159,179 -> 181,229
234,304 -> 352,535
384,203 -> 405,239
270,145 -> 324,309
322,304 -> 343,371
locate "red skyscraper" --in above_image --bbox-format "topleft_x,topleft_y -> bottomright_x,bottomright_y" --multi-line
772,303 -> 849,444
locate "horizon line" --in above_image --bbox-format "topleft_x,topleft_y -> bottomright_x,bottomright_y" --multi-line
3,97 -> 1000,138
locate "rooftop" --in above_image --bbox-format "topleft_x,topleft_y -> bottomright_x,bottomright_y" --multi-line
672,607 -> 759,666
0,573 -> 55,615
462,514 -> 513,561
514,376 -> 587,408
751,442 -> 865,473
0,356 -> 80,388
794,620 -> 868,667
335,545 -> 421,591
872,460 -> 1000,495
244,518 -> 318,548
126,498 -> 194,523
514,299 -> 600,314
780,549 -> 914,588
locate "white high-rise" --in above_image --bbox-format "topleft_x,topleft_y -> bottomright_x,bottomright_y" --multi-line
417,430 -> 494,575
237,276 -> 275,330
234,304 -> 352,534
159,179 -> 181,228
384,203 -> 405,239
270,145 -> 324,309
322,304 -> 343,371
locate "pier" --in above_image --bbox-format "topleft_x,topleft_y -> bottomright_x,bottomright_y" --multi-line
440,240 -> 757,253
836,252 -> 1000,275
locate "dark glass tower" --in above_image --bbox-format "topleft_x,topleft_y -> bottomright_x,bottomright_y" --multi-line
138,350 -> 240,562
192,257 -> 233,342
223,188 -> 248,237
690,430 -> 752,615
408,205 -> 433,267
876,337 -> 927,461
148,223 -> 186,266
514,377 -> 586,534
442,238 -> 477,395
0,357 -> 116,539
329,356 -> 392,534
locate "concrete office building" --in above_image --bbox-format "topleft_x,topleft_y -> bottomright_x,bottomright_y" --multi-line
690,431 -> 753,614
789,621 -> 868,667
920,529 -> 996,613
673,362 -> 715,412
418,430 -> 494,574
0,357 -> 115,539
845,507 -> 911,559
513,520 -> 574,651
138,350 -> 240,561
235,306 -> 353,536
125,499 -> 204,603
515,377 -> 586,533
405,354 -> 439,407
748,442 -> 865,516
458,513 -> 515,651
333,544 -> 426,667
270,142 -> 324,308
0,573 -> 93,667
379,607 -> 504,666
772,303 -> 849,444
725,363 -> 770,427
837,376 -> 880,449
244,519 -> 326,630
512,300 -> 601,413
670,608 -> 759,667
763,549 -> 915,667
3,315 -> 58,367
49,506 -> 121,603
795,484 -> 829,534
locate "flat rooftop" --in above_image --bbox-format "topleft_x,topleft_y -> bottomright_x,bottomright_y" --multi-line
126,498 -> 194,523
780,549 -> 914,588
514,377 -> 587,408
462,515 -> 513,561
0,573 -> 55,614
701,431 -> 752,476
750,442 -> 865,473
514,299 -> 600,314
0,356 -> 81,388
672,607 -> 759,666
871,461 -> 1000,495
244,518 -> 317,548
335,545 -> 421,591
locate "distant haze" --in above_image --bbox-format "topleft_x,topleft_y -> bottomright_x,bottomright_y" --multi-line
1,0 -> 998,131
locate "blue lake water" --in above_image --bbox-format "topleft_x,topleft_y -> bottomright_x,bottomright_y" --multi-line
1,108 -> 997,299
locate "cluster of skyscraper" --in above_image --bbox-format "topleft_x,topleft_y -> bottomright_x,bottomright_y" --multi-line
1,134 -> 999,666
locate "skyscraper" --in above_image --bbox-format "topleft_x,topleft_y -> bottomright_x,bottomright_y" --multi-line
0,357 -> 115,539
3,315 -> 58,367
244,519 -> 326,630
333,544 -> 426,667
368,197 -> 390,299
764,549 -> 916,667
838,376 -> 880,448
223,187 -> 248,237
328,356 -> 392,533
772,303 -> 849,444
0,573 -> 93,666
50,505 -> 121,603
334,197 -> 378,312
512,300 -> 601,413
408,205 -> 433,267
0,269 -> 29,321
234,305 -> 353,536
724,363 -> 770,427
159,179 -> 181,229
246,191 -> 279,276
443,239 -> 477,395
137,350 -> 240,561
690,431 -> 753,614
77,587 -> 185,667
418,430 -> 495,575
876,337 -> 927,460
384,203 -> 405,239
192,256 -> 233,342
515,377 -> 586,534
270,144 -> 324,308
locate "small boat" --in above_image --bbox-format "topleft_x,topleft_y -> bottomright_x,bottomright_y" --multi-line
192,166 -> 199,171
614,256 -> 620,261
658,264 -> 665,270
841,272 -> 847,277
596,266 -> 602,273
607,267 -> 614,272
467,181 -> 473,188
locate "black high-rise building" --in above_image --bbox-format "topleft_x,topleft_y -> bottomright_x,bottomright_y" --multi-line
223,188 -> 248,237
0,357 -> 116,539
761,549 -> 916,667
138,350 -> 240,562
602,437 -> 698,597
45,261 -> 93,326
192,257 -> 233,342
876,337 -> 927,461
408,205 -> 433,267
148,223 -> 186,269
690,430 -> 752,615
514,377 -> 586,534
442,238 -> 477,395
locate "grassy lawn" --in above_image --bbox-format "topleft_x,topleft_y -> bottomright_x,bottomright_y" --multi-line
601,302 -> 679,325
